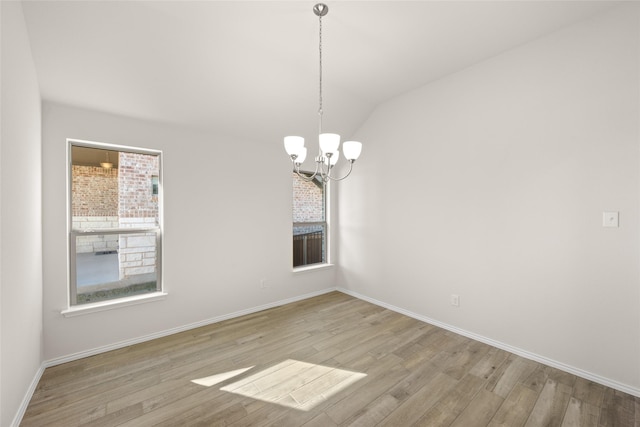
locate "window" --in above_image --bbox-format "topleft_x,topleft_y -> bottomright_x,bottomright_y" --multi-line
68,140 -> 162,306
292,172 -> 327,267
151,175 -> 159,196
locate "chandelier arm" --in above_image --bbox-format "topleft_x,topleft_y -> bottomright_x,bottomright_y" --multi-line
317,156 -> 332,182
323,160 -> 355,182
293,169 -> 316,182
293,161 -> 320,182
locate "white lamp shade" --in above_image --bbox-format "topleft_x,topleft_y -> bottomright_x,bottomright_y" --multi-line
343,141 -> 362,160
319,133 -> 340,154
284,136 -> 304,156
295,147 -> 307,164
324,150 -> 340,166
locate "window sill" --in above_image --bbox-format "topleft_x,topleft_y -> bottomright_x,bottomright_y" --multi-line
61,292 -> 168,317
293,263 -> 334,274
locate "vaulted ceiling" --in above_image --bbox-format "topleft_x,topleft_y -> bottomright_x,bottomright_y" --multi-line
22,1 -> 618,143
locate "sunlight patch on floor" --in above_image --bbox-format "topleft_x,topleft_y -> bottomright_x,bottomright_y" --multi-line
192,359 -> 366,411
191,366 -> 254,387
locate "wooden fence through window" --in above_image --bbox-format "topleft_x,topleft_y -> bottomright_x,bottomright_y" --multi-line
293,231 -> 323,267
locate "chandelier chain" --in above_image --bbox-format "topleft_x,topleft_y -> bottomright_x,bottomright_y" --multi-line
318,12 -> 323,135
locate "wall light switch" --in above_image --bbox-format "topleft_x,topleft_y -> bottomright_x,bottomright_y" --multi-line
603,212 -> 619,228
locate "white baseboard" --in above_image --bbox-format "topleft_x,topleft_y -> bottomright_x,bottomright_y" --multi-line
337,287 -> 640,398
11,364 -> 46,427
13,287 -> 337,426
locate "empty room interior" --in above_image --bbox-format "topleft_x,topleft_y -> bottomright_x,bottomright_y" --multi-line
2,1 -> 640,426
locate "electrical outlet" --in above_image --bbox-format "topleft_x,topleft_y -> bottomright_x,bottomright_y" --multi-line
451,294 -> 460,307
260,278 -> 269,289
603,211 -> 619,228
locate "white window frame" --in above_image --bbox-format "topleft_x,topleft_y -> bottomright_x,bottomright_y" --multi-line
65,139 -> 164,314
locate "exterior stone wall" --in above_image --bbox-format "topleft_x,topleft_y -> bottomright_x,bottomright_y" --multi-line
118,218 -> 157,279
72,165 -> 118,216
72,166 -> 119,254
292,173 -> 324,224
73,216 -> 119,253
118,152 -> 159,219
117,153 -> 159,279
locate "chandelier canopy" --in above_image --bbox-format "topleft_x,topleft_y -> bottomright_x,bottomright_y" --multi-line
284,3 -> 362,182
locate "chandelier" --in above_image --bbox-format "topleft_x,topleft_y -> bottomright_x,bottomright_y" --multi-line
284,3 -> 362,182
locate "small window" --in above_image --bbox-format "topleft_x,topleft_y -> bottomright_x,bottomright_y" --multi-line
151,175 -> 159,196
292,172 -> 327,267
69,140 -> 162,306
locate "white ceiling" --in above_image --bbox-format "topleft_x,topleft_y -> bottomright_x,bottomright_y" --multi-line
22,1 -> 620,142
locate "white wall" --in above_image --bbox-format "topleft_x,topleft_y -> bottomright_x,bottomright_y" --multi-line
0,2 -> 44,425
41,102 -> 337,361
339,5 -> 640,393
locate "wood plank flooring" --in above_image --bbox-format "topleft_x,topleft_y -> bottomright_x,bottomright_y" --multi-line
21,292 -> 640,426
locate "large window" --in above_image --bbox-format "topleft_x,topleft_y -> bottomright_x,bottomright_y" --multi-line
68,140 -> 162,306
292,172 -> 327,267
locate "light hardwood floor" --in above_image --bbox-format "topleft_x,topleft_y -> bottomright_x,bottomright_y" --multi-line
21,292 -> 640,426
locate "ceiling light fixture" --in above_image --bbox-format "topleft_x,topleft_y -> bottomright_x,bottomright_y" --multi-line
100,152 -> 113,169
284,3 -> 362,182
